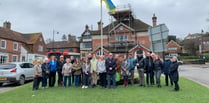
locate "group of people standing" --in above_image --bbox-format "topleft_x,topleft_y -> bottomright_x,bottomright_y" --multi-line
33,51 -> 180,92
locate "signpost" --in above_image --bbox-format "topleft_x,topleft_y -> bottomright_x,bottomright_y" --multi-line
148,24 -> 169,58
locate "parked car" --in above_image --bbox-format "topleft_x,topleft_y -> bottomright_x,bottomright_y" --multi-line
178,60 -> 184,65
0,62 -> 34,86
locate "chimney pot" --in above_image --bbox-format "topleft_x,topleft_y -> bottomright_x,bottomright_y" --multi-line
152,14 -> 157,26
3,21 -> 11,29
97,21 -> 103,30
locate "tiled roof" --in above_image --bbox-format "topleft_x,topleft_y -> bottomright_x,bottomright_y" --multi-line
46,41 -> 80,49
0,27 -> 26,42
89,19 -> 150,35
0,27 -> 43,45
22,33 -> 42,44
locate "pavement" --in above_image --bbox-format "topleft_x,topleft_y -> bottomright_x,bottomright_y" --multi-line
0,83 -> 17,93
179,64 -> 209,88
0,81 -> 32,93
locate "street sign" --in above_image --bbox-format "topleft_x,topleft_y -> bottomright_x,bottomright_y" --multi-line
148,24 -> 169,53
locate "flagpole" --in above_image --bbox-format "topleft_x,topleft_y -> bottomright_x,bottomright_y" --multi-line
100,0 -> 103,56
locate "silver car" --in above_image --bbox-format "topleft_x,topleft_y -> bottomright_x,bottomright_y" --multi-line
0,62 -> 35,86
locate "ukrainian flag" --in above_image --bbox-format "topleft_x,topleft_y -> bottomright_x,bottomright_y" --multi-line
102,0 -> 116,13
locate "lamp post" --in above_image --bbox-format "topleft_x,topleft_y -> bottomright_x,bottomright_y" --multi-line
52,29 -> 59,51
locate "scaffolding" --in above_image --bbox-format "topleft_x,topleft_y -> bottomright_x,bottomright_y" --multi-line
106,4 -> 137,55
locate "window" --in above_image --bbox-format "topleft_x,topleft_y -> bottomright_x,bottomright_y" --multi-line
13,42 -> 18,51
46,49 -> 50,52
116,35 -> 128,41
83,42 -> 92,48
96,50 -> 104,56
39,38 -> 42,42
60,48 -> 64,52
1,40 -> 6,49
38,45 -> 43,52
168,47 -> 177,51
0,56 -> 8,64
83,35 -> 91,39
21,56 -> 25,62
12,55 -> 18,62
69,48 -> 73,52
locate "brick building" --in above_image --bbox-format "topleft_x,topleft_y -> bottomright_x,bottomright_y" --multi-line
80,6 -> 153,58
0,21 -> 46,63
46,35 -> 80,59
166,40 -> 182,57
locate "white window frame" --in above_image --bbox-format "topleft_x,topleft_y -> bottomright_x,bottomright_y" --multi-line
168,47 -> 177,51
1,40 -> 6,49
38,45 -> 43,52
96,50 -> 104,56
13,42 -> 18,51
0,55 -> 8,64
12,55 -> 18,62
116,35 -> 128,41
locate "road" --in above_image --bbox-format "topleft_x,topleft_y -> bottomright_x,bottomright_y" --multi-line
0,81 -> 32,93
179,64 -> 209,87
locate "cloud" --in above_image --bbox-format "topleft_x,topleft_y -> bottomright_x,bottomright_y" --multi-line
0,0 -> 208,41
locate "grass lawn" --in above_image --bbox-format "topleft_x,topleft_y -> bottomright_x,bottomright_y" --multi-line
0,77 -> 209,103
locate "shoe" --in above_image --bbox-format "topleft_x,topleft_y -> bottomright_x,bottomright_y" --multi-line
82,85 -> 85,88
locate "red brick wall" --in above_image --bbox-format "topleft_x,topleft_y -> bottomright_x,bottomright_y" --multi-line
92,39 -> 108,50
31,36 -> 46,55
137,36 -> 150,49
167,41 -> 182,53
0,38 -> 22,62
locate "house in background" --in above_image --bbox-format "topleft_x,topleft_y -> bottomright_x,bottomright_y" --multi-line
21,33 -> 46,62
46,35 -> 80,59
0,21 -> 46,64
166,40 -> 182,57
80,5 -> 152,58
79,25 -> 93,59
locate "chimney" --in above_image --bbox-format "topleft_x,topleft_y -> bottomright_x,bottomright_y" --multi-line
85,24 -> 89,30
152,14 -> 157,26
68,34 -> 76,42
3,21 -> 11,29
97,21 -> 103,30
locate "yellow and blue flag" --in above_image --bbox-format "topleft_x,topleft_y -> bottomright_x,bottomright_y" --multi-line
102,0 -> 116,13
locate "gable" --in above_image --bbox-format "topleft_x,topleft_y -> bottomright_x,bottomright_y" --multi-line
109,22 -> 134,33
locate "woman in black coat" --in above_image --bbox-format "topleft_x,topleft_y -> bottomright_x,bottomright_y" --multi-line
170,56 -> 180,91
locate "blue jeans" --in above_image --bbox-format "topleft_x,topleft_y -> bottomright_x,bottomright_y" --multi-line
64,76 -> 71,87
107,74 -> 116,88
154,70 -> 161,86
74,75 -> 80,86
42,77 -> 47,87
83,73 -> 89,86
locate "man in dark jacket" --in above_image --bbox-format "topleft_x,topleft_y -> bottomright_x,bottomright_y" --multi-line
105,53 -> 117,88
136,51 -> 145,87
57,55 -> 65,86
163,56 -> 172,86
144,52 -> 154,86
170,56 -> 180,91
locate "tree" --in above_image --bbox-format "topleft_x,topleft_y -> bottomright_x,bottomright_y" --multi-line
183,38 -> 200,55
168,35 -> 176,42
62,34 -> 67,41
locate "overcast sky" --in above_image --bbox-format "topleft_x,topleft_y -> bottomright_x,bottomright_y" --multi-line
0,0 -> 209,41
